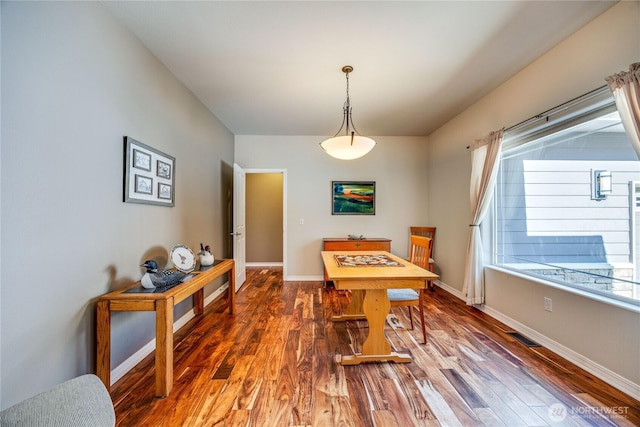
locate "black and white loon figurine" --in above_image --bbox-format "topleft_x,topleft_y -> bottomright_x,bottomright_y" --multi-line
140,260 -> 186,289
198,243 -> 214,266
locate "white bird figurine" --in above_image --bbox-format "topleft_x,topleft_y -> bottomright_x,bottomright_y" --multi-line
140,260 -> 186,289
198,243 -> 214,266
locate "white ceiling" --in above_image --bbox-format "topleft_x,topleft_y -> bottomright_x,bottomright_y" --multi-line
104,1 -> 616,137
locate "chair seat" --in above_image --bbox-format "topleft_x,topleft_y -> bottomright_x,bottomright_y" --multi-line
387,288 -> 419,301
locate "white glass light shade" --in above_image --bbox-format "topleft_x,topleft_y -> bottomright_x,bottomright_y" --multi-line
319,135 -> 376,160
596,170 -> 612,196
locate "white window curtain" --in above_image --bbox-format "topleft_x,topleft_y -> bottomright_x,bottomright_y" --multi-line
605,62 -> 640,159
462,129 -> 503,305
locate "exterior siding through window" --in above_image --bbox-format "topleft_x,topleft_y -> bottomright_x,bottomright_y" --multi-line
495,112 -> 640,302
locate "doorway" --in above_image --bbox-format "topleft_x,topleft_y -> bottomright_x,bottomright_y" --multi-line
245,169 -> 287,278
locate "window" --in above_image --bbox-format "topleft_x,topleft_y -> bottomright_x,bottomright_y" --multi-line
493,87 -> 640,304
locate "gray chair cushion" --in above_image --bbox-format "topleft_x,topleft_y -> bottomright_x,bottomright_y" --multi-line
388,288 -> 419,301
0,374 -> 115,427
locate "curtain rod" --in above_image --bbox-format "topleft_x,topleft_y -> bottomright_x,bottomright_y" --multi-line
466,84 -> 609,149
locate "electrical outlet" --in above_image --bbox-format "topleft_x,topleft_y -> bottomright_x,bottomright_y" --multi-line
544,297 -> 553,312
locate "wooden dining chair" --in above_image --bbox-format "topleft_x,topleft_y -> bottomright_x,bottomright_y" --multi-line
387,235 -> 432,344
410,226 -> 436,289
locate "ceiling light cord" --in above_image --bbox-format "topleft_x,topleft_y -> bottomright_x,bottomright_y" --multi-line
338,67 -> 359,146
320,65 -> 376,160
345,70 -> 356,146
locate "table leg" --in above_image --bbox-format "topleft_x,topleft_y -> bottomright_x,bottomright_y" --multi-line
155,298 -> 174,397
338,289 -> 412,365
194,289 -> 204,316
332,289 -> 367,321
228,266 -> 236,314
96,300 -> 111,391
362,289 -> 391,354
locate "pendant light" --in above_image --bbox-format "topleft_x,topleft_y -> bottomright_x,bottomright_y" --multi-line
320,66 -> 376,160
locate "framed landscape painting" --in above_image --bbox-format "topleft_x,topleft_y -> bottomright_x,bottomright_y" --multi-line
332,181 -> 375,215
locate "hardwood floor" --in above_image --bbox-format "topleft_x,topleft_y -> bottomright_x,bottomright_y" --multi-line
111,267 -> 639,426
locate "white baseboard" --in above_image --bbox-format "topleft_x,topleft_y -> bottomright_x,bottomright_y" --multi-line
481,304 -> 640,400
432,280 -> 463,299
109,282 -> 229,385
246,262 -> 283,267
435,280 -> 640,400
284,275 -> 323,282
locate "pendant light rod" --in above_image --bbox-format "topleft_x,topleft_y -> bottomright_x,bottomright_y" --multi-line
320,65 -> 376,160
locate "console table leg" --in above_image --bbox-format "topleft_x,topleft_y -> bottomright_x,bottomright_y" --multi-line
155,298 -> 173,397
228,267 -> 236,314
194,289 -> 204,316
96,300 -> 111,391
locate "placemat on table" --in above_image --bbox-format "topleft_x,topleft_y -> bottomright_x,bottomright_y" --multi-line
334,254 -> 404,267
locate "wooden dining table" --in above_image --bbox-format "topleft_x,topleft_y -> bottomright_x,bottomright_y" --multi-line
321,250 -> 439,365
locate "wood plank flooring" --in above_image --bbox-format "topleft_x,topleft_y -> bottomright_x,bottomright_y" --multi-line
111,267 -> 640,426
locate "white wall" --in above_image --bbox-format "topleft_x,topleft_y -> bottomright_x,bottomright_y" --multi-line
1,2 -> 233,408
428,1 -> 640,396
235,135 -> 429,279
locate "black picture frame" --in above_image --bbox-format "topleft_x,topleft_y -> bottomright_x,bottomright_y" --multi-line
332,181 -> 375,215
157,160 -> 172,179
133,149 -> 152,171
134,174 -> 153,195
158,183 -> 172,200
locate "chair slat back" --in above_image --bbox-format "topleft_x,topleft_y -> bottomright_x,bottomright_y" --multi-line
409,235 -> 432,270
410,227 -> 436,257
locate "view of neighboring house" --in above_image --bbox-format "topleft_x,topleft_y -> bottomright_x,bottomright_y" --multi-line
496,109 -> 640,302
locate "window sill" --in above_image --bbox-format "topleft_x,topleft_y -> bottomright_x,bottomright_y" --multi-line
486,264 -> 640,314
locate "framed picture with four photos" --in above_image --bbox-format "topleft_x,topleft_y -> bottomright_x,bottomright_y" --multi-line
123,136 -> 175,206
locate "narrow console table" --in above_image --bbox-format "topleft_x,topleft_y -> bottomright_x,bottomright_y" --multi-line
322,238 -> 391,286
96,258 -> 235,397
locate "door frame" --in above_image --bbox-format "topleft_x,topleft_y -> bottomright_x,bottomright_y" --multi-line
244,168 -> 287,279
